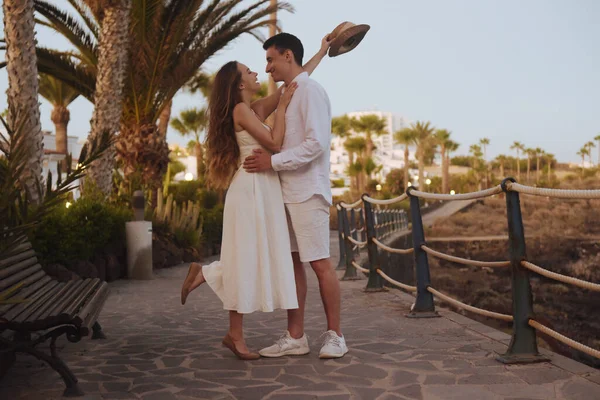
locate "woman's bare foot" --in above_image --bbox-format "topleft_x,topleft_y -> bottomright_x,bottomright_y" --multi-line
181,263 -> 205,305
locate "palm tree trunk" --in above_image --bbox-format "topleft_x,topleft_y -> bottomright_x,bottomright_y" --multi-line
51,105 -> 69,169
86,1 -> 132,196
547,157 -> 551,181
3,0 -> 43,204
500,161 -> 505,179
403,145 -> 410,189
536,157 -> 540,184
516,153 -> 521,180
158,99 -> 172,138
527,156 -> 531,182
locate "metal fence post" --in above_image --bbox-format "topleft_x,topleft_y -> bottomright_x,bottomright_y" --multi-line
358,209 -> 366,243
336,204 -> 346,270
406,187 -> 439,318
341,206 -> 360,281
362,194 -> 386,292
350,208 -> 360,257
497,178 -> 549,364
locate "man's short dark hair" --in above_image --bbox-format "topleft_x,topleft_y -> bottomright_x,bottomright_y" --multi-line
263,33 -> 304,66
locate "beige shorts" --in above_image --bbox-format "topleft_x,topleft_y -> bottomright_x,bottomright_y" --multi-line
285,195 -> 331,263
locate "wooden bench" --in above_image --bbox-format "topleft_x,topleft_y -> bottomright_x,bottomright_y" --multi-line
0,240 -> 109,397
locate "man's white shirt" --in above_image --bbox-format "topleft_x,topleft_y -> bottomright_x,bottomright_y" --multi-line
271,72 -> 332,205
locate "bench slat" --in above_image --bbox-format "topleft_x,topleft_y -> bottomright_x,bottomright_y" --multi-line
0,275 -> 52,315
0,243 -> 33,268
0,263 -> 43,292
12,281 -> 70,323
2,280 -> 60,322
42,279 -> 93,320
78,283 -> 109,335
59,279 -> 101,318
24,280 -> 82,323
0,250 -> 37,274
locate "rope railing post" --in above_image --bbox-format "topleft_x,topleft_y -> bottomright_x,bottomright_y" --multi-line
358,209 -> 366,244
497,178 -> 549,364
341,206 -> 360,281
362,194 -> 386,292
350,208 -> 360,257
336,205 -> 346,270
406,187 -> 439,318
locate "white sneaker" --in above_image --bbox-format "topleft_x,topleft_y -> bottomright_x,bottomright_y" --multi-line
319,330 -> 348,359
259,331 -> 310,357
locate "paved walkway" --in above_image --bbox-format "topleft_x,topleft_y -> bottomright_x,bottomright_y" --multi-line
2,232 -> 600,399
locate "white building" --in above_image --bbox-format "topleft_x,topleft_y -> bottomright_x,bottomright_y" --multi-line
42,131 -> 84,199
330,111 -> 420,186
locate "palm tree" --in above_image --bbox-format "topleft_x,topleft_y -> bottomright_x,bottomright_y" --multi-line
34,0 -> 292,192
158,100 -> 173,138
350,114 -> 387,179
510,141 -> 525,181
344,137 -> 366,195
495,155 -> 508,179
80,0 -> 132,196
585,141 -> 595,166
595,134 -> 600,166
394,127 -> 417,190
170,108 -> 208,180
446,140 -> 460,176
577,147 -> 588,168
469,144 -> 483,190
411,121 -> 436,189
38,74 -> 80,164
435,129 -> 452,194
525,148 -> 534,183
535,147 -> 543,184
3,0 -> 44,203
479,137 -> 490,188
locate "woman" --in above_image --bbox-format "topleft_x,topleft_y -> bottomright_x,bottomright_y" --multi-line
180,36 -> 331,360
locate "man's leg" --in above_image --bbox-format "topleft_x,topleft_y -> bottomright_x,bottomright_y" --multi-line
309,257 -> 341,336
287,252 -> 307,339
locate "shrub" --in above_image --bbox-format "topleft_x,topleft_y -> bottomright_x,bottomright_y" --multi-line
201,204 -> 224,254
168,180 -> 202,203
31,196 -> 131,265
331,178 -> 345,188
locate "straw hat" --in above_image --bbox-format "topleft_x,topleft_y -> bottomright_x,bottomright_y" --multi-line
328,21 -> 370,57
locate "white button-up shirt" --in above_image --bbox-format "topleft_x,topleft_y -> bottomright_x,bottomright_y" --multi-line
271,72 -> 332,205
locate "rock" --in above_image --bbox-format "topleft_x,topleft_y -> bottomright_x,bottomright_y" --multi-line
68,260 -> 98,279
92,255 -> 107,281
105,254 -> 122,282
43,263 -> 78,282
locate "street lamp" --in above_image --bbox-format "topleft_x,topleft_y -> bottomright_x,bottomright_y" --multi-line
450,190 -> 456,195
184,172 -> 194,181
376,184 -> 382,191
425,179 -> 431,185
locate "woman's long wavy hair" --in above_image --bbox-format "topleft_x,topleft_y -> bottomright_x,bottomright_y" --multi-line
205,61 -> 243,189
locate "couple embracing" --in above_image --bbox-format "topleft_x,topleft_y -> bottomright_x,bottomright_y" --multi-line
180,32 -> 347,360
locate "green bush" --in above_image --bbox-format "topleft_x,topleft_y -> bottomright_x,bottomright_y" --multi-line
201,204 -> 224,253
168,181 -> 202,203
31,197 -> 132,265
331,178 -> 345,188
200,189 -> 220,210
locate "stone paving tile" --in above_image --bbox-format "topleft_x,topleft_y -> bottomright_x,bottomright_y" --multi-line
2,232 -> 600,399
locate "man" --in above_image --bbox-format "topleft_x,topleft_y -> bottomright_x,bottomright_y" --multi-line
243,33 -> 347,359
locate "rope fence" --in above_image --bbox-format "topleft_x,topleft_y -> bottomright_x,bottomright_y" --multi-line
336,179 -> 600,365
373,238 -> 414,254
506,182 -> 600,199
422,245 -> 510,268
529,319 -> 600,360
521,261 -> 600,292
427,287 -> 514,322
376,269 -> 417,292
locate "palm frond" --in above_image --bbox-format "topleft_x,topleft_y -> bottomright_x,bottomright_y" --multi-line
39,73 -> 80,106
34,0 -> 98,67
37,47 -> 95,101
65,0 -> 99,38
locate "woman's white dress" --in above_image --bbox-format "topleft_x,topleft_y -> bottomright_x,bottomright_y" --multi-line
202,129 -> 298,314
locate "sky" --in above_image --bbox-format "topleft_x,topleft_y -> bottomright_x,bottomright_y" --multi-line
1,0 -> 599,163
